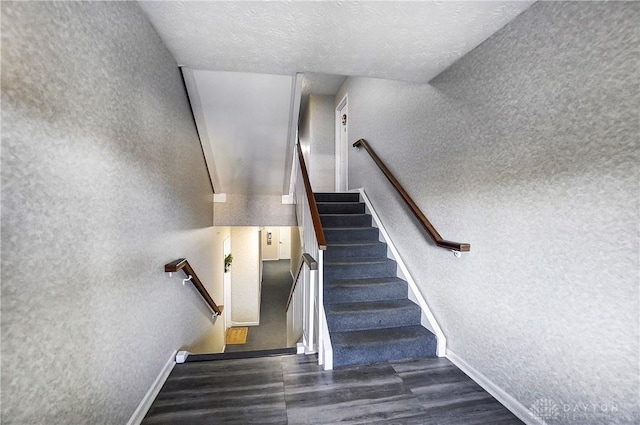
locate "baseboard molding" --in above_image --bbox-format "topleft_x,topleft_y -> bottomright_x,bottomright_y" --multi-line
191,347 -> 297,361
446,350 -> 541,425
126,350 -> 177,425
356,188 -> 447,357
230,321 -> 259,327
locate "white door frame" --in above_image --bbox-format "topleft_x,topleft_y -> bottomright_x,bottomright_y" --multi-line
335,94 -> 348,192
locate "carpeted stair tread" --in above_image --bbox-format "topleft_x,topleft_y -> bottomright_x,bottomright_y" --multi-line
320,213 -> 372,228
325,299 -> 421,332
324,258 -> 397,280
324,256 -> 396,266
324,227 -> 380,242
330,326 -> 437,367
326,298 -> 419,315
314,193 -> 360,203
324,241 -> 388,260
324,277 -> 408,304
317,202 -> 365,214
326,241 -> 386,247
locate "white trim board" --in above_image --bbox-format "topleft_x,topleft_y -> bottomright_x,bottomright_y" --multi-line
446,350 -> 541,425
181,68 -> 222,193
126,350 -> 177,425
335,94 -> 349,192
230,321 -> 260,327
354,188 -> 447,357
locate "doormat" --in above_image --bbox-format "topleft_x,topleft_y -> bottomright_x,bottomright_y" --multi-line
226,327 -> 248,345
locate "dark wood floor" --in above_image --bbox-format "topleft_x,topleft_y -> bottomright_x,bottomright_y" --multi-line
142,354 -> 524,425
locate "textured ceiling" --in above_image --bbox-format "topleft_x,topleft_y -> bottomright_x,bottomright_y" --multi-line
302,73 -> 348,96
139,1 -> 534,196
300,72 -> 348,118
138,1 -> 534,83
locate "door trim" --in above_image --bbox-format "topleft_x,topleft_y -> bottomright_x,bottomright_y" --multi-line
335,94 -> 348,192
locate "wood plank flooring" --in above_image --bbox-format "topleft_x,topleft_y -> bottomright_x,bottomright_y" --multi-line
142,354 -> 524,425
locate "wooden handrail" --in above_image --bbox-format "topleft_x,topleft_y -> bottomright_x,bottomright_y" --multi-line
286,253 -> 318,311
165,258 -> 224,316
296,143 -> 327,250
353,139 -> 470,252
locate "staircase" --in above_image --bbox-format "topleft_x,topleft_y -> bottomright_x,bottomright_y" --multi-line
316,192 -> 437,367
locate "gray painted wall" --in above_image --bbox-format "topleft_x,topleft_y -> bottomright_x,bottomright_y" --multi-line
336,2 -> 638,423
299,94 -> 336,191
214,194 -> 295,226
1,2 -> 218,424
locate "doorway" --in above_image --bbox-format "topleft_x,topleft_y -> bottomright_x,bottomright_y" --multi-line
335,94 -> 348,192
224,226 -> 299,353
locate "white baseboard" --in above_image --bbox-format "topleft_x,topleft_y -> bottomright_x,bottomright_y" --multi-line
127,350 -> 177,425
356,188 -> 447,357
230,321 -> 259,327
446,350 -> 541,425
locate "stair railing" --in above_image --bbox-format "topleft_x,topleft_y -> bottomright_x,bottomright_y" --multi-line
295,142 -> 327,250
285,253 -> 318,352
165,258 -> 223,317
293,142 -> 332,368
353,139 -> 470,253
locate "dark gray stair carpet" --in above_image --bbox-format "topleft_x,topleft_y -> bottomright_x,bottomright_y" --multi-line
324,227 -> 380,243
315,192 -> 437,368
323,241 -> 387,260
317,201 -> 365,214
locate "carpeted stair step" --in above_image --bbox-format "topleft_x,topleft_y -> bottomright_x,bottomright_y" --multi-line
324,257 -> 397,280
324,227 -> 380,243
324,277 -> 408,304
324,242 -> 387,261
317,202 -> 365,214
330,326 -> 438,367
320,213 -> 371,228
325,299 -> 421,332
314,192 -> 360,203
315,191 -> 438,368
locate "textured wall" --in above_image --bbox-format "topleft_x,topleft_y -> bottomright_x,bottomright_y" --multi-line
337,2 -> 638,423
1,2 -> 217,424
299,94 -> 336,192
189,227 -> 230,354
230,227 -> 261,325
214,194 -> 296,226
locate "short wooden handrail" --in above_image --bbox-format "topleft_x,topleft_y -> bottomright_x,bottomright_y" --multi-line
165,258 -> 224,316
353,139 -> 470,252
285,253 -> 318,311
296,143 -> 327,250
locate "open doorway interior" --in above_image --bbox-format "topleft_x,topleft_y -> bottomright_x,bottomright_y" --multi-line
221,226 -> 302,353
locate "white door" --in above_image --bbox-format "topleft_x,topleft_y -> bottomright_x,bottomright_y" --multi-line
278,227 -> 291,260
335,95 -> 348,192
223,237 -> 232,330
